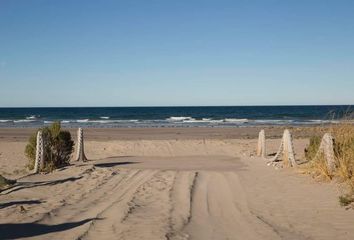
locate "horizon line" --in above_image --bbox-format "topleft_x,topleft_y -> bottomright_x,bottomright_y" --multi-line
0,104 -> 353,108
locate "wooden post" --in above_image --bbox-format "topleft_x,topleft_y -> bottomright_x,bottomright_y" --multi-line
283,129 -> 297,167
257,129 -> 266,157
316,133 -> 336,173
76,128 -> 87,161
33,131 -> 44,173
270,129 -> 297,167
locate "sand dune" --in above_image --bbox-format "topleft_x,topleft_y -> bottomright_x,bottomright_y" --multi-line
1,131 -> 354,239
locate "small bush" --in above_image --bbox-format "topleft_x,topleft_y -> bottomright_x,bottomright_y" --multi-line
25,122 -> 74,172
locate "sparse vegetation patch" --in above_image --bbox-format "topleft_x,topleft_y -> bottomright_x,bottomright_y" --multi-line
25,122 -> 74,172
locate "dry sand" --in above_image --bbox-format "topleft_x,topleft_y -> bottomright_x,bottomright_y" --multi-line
1,127 -> 354,240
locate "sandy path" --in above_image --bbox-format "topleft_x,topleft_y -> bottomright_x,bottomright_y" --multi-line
2,162 -> 354,239
2,168 -> 279,240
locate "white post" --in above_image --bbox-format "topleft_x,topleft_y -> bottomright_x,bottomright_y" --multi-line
257,129 -> 266,158
33,131 -> 44,173
283,129 -> 297,167
269,129 -> 297,167
316,133 -> 336,173
76,128 -> 87,161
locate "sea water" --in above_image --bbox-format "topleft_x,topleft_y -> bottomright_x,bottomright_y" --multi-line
0,106 -> 351,128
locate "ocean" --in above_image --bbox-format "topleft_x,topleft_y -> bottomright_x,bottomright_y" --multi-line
0,106 -> 352,128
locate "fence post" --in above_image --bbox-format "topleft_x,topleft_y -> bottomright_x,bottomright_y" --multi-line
283,129 -> 297,167
269,129 -> 297,167
316,133 -> 336,173
257,129 -> 266,157
76,128 -> 87,161
33,131 -> 44,173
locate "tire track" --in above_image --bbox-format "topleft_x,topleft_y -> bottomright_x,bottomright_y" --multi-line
183,171 -> 281,240
79,169 -> 158,240
25,169 -> 155,240
94,170 -> 176,240
167,171 -> 198,240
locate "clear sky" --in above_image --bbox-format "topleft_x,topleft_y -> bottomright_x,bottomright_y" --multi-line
1,0 -> 354,107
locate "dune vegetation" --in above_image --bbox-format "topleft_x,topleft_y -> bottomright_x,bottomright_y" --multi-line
25,122 -> 74,172
305,123 -> 354,207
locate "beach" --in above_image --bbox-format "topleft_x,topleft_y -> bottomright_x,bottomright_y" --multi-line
1,127 -> 354,240
2,0 -> 354,238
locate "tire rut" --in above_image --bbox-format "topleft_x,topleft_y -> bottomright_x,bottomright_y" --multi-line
92,170 -> 176,240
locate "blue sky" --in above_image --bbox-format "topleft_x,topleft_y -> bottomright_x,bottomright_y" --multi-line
0,0 -> 354,107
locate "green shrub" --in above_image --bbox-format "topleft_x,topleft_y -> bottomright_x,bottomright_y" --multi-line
25,122 -> 74,172
25,134 -> 37,170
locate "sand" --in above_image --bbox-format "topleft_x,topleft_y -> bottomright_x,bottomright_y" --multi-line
1,127 -> 354,240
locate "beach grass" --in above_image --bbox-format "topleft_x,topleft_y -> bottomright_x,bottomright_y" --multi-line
331,124 -> 354,189
304,135 -> 334,180
304,122 -> 354,206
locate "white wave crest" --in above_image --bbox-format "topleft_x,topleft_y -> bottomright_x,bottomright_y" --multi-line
26,115 -> 39,120
14,119 -> 35,123
182,119 -> 205,123
76,119 -> 89,123
167,116 -> 195,121
207,119 -> 224,123
69,119 -> 141,124
224,118 -> 248,123
253,119 -> 294,124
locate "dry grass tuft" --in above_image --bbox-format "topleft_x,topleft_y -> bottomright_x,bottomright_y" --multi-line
331,124 -> 354,189
304,153 -> 333,181
304,120 -> 354,206
304,136 -> 333,180
305,122 -> 354,182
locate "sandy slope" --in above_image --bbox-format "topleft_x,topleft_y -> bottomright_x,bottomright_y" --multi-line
1,134 -> 354,239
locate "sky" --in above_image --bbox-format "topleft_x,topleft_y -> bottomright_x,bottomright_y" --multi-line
0,0 -> 354,107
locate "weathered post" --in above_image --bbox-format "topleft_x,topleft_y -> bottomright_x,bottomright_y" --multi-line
283,129 -> 297,167
316,133 -> 336,173
269,129 -> 297,167
257,129 -> 266,158
76,128 -> 87,161
33,131 -> 44,173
